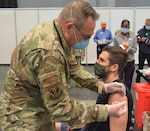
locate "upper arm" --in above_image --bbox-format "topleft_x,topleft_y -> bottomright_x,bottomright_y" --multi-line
108,92 -> 128,131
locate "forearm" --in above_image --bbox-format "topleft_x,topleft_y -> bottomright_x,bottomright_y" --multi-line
128,46 -> 137,53
71,64 -> 105,93
145,38 -> 150,45
50,98 -> 108,127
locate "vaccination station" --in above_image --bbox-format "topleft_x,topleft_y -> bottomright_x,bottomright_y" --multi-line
0,0 -> 150,131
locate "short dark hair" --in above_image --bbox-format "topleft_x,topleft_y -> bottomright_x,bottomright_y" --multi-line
102,46 -> 128,72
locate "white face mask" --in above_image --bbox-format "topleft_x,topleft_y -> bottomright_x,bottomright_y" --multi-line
145,26 -> 150,30
121,27 -> 129,34
72,39 -> 89,49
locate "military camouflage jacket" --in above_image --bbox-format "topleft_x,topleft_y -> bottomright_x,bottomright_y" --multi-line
71,48 -> 85,57
0,20 -> 107,131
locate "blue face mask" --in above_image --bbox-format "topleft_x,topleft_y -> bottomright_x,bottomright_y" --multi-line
121,27 -> 129,34
72,39 -> 89,49
145,26 -> 150,30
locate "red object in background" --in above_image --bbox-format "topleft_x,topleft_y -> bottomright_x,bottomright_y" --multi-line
134,83 -> 150,129
119,43 -> 128,51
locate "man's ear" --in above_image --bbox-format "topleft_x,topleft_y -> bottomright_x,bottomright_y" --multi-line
111,64 -> 119,71
66,22 -> 74,30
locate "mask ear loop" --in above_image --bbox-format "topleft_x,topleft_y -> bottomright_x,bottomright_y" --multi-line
70,3 -> 79,44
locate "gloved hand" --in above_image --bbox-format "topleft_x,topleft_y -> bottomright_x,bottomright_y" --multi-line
106,101 -> 127,117
103,82 -> 126,95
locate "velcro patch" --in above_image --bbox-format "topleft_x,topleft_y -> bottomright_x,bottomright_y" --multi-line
49,86 -> 62,99
43,75 -> 59,87
70,60 -> 77,65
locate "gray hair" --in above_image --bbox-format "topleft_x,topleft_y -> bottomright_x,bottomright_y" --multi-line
146,18 -> 150,22
58,0 -> 99,27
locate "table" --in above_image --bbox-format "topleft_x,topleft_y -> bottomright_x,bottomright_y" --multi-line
136,69 -> 150,82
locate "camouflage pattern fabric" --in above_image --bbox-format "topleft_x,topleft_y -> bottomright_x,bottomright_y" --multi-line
0,20 -> 107,131
71,48 -> 85,58
71,48 -> 85,65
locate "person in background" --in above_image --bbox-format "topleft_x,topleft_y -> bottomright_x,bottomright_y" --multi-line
0,1 -> 127,131
94,19 -> 113,59
136,18 -> 150,82
71,48 -> 85,87
114,29 -> 122,36
114,19 -> 137,90
115,29 -> 133,36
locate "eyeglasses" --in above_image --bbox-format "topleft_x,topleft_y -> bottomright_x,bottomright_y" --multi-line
74,24 -> 91,40
121,26 -> 130,28
70,4 -> 92,40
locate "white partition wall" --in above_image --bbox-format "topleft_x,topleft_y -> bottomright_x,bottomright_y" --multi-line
84,8 -> 110,64
15,9 -> 38,44
0,7 -> 150,64
0,9 -> 16,64
110,8 -> 134,36
38,8 -> 61,23
135,8 -> 150,33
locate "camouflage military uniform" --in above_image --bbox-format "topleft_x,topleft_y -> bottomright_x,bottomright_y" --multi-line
71,48 -> 85,65
0,20 -> 107,131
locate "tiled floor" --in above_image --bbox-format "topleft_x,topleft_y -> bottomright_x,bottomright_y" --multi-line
0,64 -> 147,131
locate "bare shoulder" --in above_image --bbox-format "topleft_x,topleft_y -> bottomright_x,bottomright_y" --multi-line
108,92 -> 127,104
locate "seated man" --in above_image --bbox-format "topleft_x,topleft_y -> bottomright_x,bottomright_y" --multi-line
56,46 -> 134,131
84,46 -> 135,131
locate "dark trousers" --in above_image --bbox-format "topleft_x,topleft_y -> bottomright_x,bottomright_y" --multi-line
136,52 -> 150,82
119,60 -> 135,90
97,44 -> 108,59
